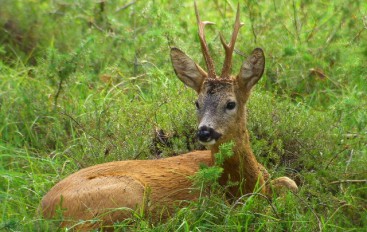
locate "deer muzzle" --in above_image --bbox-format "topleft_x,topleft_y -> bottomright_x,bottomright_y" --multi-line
197,126 -> 222,145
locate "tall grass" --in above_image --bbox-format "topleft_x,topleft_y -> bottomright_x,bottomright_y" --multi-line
0,0 -> 366,231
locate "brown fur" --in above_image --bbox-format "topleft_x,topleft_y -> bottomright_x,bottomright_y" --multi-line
41,151 -> 212,230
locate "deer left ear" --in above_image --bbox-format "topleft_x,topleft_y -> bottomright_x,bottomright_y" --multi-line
237,48 -> 265,90
170,47 -> 207,93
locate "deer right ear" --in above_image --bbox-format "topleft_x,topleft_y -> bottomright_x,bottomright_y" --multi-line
170,47 -> 207,93
238,48 -> 265,91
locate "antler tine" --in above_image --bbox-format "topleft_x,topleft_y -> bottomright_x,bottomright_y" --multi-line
194,1 -> 216,78
220,3 -> 244,78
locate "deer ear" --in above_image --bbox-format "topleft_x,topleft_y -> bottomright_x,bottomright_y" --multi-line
238,48 -> 265,90
170,47 -> 207,93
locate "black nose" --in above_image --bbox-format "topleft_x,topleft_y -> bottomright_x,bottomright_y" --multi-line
197,126 -> 212,142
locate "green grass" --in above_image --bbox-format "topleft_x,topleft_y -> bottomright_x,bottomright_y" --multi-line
0,0 -> 366,231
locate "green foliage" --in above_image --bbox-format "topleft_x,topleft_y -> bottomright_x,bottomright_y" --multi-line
215,141 -> 235,166
191,141 -> 234,190
0,0 -> 366,231
191,163 -> 223,190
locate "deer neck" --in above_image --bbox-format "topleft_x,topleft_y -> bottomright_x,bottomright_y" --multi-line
210,109 -> 264,196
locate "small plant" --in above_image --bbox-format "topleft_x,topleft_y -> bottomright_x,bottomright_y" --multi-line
191,141 -> 235,192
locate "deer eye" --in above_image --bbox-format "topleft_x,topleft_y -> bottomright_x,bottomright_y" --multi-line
226,101 -> 236,110
195,100 -> 200,109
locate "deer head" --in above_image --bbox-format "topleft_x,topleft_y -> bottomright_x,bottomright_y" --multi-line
170,3 -> 265,147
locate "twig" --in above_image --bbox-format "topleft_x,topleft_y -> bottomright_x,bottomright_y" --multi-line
348,28 -> 365,45
344,149 -> 354,173
306,21 -> 318,42
325,26 -> 339,47
54,78 -> 64,111
325,146 -> 349,169
348,16 -> 367,45
330,180 -> 367,184
292,0 -> 300,42
90,21 -> 105,32
165,33 -> 173,49
292,193 -> 323,232
234,48 -> 246,57
229,192 -> 280,219
272,0 -> 277,12
61,111 -> 117,148
281,22 -> 296,39
343,133 -> 360,139
115,1 -> 136,12
324,203 -> 353,227
245,0 -> 257,44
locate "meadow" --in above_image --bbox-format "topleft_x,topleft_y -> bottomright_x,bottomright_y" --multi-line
0,0 -> 366,231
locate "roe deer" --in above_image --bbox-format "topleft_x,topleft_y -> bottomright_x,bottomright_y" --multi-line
41,3 -> 298,230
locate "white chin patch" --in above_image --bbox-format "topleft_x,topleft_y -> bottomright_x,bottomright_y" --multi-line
199,140 -> 216,146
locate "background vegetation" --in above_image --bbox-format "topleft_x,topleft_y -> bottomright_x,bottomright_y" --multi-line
0,0 -> 366,231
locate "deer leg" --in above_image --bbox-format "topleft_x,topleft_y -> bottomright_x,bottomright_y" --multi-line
269,177 -> 298,196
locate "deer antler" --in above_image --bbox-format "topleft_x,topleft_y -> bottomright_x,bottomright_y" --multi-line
220,3 -> 244,78
194,1 -> 216,78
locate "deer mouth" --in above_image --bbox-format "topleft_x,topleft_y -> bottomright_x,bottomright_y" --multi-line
197,126 -> 222,145
199,139 -> 217,146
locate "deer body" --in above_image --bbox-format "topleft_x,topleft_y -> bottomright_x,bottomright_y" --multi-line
42,151 -> 212,230
41,3 -> 297,230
